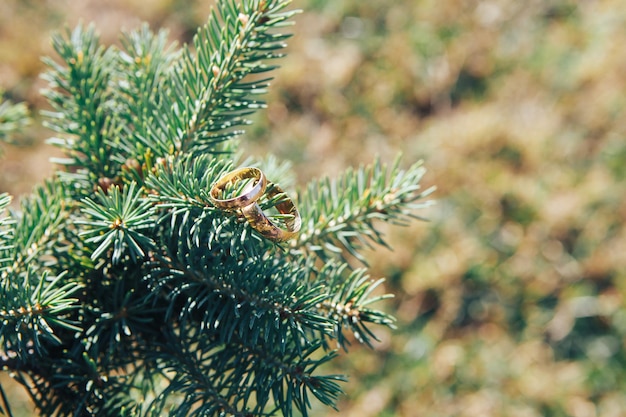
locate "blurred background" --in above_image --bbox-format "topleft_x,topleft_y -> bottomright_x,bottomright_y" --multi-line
2,0 -> 626,416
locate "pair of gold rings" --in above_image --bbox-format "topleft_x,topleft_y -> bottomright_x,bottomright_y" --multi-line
209,167 -> 301,242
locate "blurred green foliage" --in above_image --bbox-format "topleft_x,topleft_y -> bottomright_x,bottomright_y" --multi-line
2,0 -> 626,416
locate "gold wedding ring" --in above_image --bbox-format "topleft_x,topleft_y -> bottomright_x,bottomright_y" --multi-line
242,184 -> 301,242
210,167 -> 301,242
209,167 -> 267,210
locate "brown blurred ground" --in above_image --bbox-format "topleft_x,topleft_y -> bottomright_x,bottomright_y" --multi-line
3,1 -> 626,416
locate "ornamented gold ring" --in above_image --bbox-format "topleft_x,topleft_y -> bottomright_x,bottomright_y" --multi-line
242,184 -> 301,242
209,167 -> 267,210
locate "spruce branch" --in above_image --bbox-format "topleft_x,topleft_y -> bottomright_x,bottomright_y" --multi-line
169,0 -> 297,156
0,193 -> 14,273
0,269 -> 81,359
78,182 -> 156,264
0,92 -> 31,149
148,236 -> 333,350
147,328 -> 344,417
320,265 -> 396,349
294,156 -> 435,264
8,181 -> 71,276
114,24 -> 180,164
42,24 -> 119,184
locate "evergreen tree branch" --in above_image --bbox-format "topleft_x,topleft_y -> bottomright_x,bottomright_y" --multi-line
113,24 -> 180,166
319,265 -> 396,349
7,181 -> 72,276
168,0 -> 297,156
0,268 -> 82,360
0,91 -> 31,150
0,193 -> 14,273
42,24 -> 120,186
147,327 -> 344,417
78,182 -> 156,264
148,237 -> 333,351
293,156 -> 435,264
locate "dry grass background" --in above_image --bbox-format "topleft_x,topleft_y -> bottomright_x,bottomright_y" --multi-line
2,0 -> 626,416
